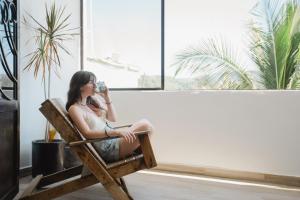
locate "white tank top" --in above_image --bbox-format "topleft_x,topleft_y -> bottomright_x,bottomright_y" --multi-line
83,107 -> 107,132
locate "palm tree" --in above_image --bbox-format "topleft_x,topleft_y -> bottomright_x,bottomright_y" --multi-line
173,0 -> 300,89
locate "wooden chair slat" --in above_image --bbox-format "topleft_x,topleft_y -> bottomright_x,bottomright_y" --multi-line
138,134 -> 157,168
38,165 -> 83,188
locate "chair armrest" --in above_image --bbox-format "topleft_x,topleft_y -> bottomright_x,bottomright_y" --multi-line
113,124 -> 133,129
68,130 -> 150,147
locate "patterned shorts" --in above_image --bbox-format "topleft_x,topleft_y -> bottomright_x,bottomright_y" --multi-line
92,138 -> 120,163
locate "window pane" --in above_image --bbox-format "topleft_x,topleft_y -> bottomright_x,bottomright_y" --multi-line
83,0 -> 162,89
165,0 -> 298,90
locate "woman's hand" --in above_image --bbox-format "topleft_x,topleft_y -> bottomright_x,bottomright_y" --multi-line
102,85 -> 109,96
117,128 -> 136,143
97,85 -> 111,103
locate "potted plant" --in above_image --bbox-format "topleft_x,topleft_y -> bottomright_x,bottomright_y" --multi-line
23,3 -> 78,176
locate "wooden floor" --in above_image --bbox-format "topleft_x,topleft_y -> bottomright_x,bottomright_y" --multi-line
15,170 -> 300,200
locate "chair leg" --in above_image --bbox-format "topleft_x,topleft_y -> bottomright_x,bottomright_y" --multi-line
119,178 -> 133,200
20,175 -> 43,199
103,181 -> 133,200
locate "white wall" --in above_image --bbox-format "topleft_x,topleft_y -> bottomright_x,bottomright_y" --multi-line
19,0 -> 80,167
110,91 -> 300,177
19,0 -> 300,178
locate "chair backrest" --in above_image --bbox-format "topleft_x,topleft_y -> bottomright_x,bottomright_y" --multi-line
39,98 -> 108,167
40,98 -> 81,142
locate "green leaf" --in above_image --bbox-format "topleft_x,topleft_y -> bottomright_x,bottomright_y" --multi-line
23,2 -> 78,81
173,38 -> 254,89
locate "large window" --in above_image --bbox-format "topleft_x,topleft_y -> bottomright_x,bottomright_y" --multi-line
83,0 -> 300,90
165,0 -> 300,90
82,0 -> 164,90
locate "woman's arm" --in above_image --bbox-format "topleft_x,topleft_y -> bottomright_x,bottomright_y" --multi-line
69,105 -> 136,142
103,95 -> 117,122
96,89 -> 117,122
68,105 -> 135,143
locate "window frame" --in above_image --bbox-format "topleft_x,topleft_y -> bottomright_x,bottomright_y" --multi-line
80,0 -> 165,91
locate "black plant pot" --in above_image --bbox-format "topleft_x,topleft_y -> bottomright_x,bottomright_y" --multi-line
32,139 -> 65,177
64,146 -> 82,169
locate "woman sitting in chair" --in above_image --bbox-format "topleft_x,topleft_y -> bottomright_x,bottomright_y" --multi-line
66,71 -> 154,163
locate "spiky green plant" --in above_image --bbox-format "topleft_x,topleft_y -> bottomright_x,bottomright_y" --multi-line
24,3 -> 78,97
23,3 -> 78,141
174,0 -> 300,89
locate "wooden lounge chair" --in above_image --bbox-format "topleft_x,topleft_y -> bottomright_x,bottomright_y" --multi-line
20,98 -> 157,200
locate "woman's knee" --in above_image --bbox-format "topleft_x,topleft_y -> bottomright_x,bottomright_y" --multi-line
139,118 -> 154,133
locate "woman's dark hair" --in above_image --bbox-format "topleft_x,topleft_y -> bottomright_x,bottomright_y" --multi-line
66,71 -> 96,111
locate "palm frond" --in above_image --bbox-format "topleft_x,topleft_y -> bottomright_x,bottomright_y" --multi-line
249,0 -> 300,89
173,38 -> 254,89
287,64 -> 300,89
249,0 -> 282,88
24,11 -> 48,32
282,2 -> 300,87
290,1 -> 300,35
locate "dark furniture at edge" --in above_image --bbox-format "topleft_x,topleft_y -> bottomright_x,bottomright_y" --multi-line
0,100 -> 19,200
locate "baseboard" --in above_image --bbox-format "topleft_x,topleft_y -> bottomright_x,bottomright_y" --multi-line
153,163 -> 300,187
20,166 -> 32,178
20,163 -> 300,187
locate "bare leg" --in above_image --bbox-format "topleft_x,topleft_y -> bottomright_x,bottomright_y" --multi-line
119,119 -> 154,159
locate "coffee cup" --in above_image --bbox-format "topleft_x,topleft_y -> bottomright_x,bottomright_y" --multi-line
95,81 -> 107,93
